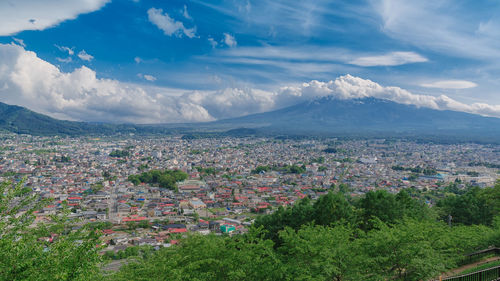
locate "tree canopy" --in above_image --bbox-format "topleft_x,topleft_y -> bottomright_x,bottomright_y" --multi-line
128,169 -> 188,190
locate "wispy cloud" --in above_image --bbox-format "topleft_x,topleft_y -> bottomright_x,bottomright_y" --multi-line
182,5 -> 192,20
372,0 -> 500,59
420,80 -> 477,89
55,44 -> 74,55
138,73 -> 157,81
147,7 -> 196,38
208,37 -> 218,48
77,50 -> 93,61
12,38 -> 26,47
349,52 -> 428,67
56,57 -> 72,63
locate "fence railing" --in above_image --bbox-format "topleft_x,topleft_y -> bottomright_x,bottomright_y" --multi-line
463,248 -> 500,265
440,265 -> 500,281
432,248 -> 500,281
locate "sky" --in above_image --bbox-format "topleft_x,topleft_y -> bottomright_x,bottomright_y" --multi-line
0,0 -> 500,123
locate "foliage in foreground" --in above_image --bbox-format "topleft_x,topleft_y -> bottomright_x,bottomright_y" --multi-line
110,182 -> 500,281
2,180 -> 500,280
0,180 -> 102,281
110,219 -> 499,281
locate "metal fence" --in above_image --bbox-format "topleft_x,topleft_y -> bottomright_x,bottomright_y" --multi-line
463,248 -> 500,265
441,266 -> 500,281
432,248 -> 500,281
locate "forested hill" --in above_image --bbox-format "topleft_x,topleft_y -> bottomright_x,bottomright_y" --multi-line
0,102 -> 173,136
0,102 -> 122,135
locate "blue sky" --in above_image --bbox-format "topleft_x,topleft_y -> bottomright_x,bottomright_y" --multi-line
0,0 -> 499,123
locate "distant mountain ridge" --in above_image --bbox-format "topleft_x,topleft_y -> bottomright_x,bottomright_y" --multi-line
1,97 -> 500,142
215,96 -> 500,134
0,102 -> 160,136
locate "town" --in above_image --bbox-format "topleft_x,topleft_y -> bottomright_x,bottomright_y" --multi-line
1,133 -> 499,257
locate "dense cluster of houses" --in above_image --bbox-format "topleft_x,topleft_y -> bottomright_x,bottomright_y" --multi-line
0,133 -> 498,251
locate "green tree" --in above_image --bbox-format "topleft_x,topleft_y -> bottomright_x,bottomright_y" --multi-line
278,224 -> 356,280
0,180 -> 102,281
312,191 -> 354,226
357,219 -> 449,281
437,186 -> 492,225
112,230 -> 282,281
358,190 -> 399,228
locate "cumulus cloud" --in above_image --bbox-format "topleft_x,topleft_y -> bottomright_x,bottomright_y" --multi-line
147,8 -> 196,38
0,43 -> 211,123
134,57 -> 142,63
0,0 -> 109,36
223,33 -> 237,47
420,80 -> 477,89
277,75 -> 500,117
0,43 -> 499,125
77,50 -> 93,61
349,51 -> 428,66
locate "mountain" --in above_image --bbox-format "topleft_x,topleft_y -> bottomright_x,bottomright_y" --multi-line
1,98 -> 500,142
0,102 -> 171,136
213,97 -> 500,140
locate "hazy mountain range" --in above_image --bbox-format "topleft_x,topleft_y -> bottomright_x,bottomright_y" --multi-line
1,97 -> 500,142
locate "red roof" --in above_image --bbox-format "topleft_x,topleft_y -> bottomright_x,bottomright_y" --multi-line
169,228 -> 187,233
122,216 -> 147,222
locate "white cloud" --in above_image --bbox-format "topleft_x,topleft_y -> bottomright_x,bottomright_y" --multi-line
277,75 -> 500,117
0,43 -> 211,123
77,50 -> 93,61
183,5 -> 192,20
13,38 -> 26,47
0,0 -> 109,36
223,33 -> 237,47
147,8 -> 196,38
420,80 -> 477,89
55,44 -> 74,55
0,43 -> 499,125
349,51 -> 428,66
56,57 -> 72,63
134,57 -> 142,63
208,37 -> 218,48
372,0 -> 500,59
143,75 -> 156,81
137,73 -> 157,81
